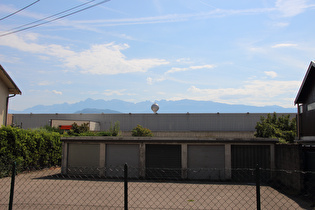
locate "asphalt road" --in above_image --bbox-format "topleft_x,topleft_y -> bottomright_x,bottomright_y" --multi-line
0,168 -> 312,209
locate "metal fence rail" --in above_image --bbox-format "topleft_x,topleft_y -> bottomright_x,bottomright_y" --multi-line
0,163 -> 314,209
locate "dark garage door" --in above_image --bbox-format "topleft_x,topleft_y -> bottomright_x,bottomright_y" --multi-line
188,145 -> 225,180
232,145 -> 271,182
106,144 -> 140,178
67,143 -> 100,175
146,144 -> 181,179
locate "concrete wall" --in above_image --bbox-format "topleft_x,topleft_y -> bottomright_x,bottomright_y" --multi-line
0,79 -> 8,126
12,113 -> 296,132
275,144 -> 303,192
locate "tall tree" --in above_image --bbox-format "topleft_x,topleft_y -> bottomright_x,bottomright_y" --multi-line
255,113 -> 296,143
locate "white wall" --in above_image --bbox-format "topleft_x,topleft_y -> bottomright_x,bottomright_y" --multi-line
0,79 -> 8,126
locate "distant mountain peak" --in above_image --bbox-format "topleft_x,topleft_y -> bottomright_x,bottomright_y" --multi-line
9,98 -> 296,114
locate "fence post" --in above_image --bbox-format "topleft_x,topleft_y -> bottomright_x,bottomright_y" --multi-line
124,163 -> 128,210
256,164 -> 261,210
8,162 -> 16,210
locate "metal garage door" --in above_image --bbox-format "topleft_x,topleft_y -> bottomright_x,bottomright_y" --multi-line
106,144 -> 140,178
67,143 -> 100,175
188,145 -> 225,180
145,144 -> 181,179
231,145 -> 270,182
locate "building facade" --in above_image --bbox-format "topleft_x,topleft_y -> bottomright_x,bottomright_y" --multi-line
295,61 -> 315,140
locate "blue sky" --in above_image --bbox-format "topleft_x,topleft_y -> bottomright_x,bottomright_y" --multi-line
0,0 -> 314,111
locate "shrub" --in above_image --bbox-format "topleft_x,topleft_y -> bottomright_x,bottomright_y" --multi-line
67,122 -> 89,135
131,125 -> 153,137
109,121 -> 120,136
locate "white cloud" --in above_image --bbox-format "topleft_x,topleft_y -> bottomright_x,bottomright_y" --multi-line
185,80 -> 300,107
166,64 -> 215,74
103,89 -> 126,96
264,71 -> 277,78
52,90 -> 62,95
68,43 -> 168,75
190,65 -> 215,69
102,89 -> 135,96
0,54 -> 20,63
147,77 -> 153,85
272,22 -> 290,27
0,32 -> 75,57
38,81 -> 53,86
176,58 -> 193,64
271,43 -> 298,48
275,0 -> 307,17
24,33 -> 40,41
0,34 -> 169,75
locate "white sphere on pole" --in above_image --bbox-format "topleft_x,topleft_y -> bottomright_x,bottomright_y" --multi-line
151,103 -> 159,114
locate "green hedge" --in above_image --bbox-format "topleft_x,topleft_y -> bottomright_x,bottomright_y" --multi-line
0,126 -> 62,177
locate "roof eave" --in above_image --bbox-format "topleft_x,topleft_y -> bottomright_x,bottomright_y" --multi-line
0,65 -> 22,95
294,61 -> 315,105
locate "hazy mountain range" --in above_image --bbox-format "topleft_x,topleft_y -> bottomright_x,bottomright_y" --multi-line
9,98 -> 296,114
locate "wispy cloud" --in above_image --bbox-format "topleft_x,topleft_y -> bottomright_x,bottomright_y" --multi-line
103,89 -> 135,96
2,0 -> 313,37
147,77 -> 153,85
272,22 -> 290,27
166,64 -> 215,74
264,71 -> 278,78
52,90 -> 62,95
271,43 -> 298,48
0,54 -> 20,63
275,0 -> 308,17
70,8 -> 276,27
176,58 -> 193,64
38,81 -> 53,86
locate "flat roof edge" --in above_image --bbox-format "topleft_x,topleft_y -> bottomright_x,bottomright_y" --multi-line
61,136 -> 279,143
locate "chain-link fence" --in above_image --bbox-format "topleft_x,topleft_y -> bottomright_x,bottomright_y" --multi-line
1,163 -> 314,209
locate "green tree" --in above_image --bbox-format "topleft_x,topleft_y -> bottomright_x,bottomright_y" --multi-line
254,112 -> 296,143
